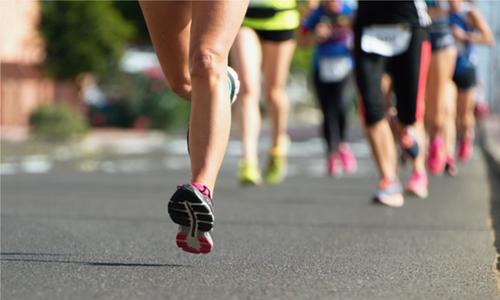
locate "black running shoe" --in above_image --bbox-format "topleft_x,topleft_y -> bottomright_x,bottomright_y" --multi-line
168,183 -> 214,254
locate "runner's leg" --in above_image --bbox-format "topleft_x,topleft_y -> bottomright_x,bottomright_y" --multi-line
425,46 -> 457,140
457,88 -> 476,140
140,0 -> 248,191
356,53 -> 397,180
262,38 -> 296,149
442,81 -> 458,156
188,1 -> 249,191
230,27 -> 263,165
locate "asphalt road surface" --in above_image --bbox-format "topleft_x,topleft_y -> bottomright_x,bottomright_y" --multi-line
2,135 -> 499,299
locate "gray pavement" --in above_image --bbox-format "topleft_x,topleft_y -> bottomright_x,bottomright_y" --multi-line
2,119 -> 500,299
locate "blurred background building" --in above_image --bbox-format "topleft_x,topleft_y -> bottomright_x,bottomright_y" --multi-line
476,1 -> 500,114
1,0 -> 80,132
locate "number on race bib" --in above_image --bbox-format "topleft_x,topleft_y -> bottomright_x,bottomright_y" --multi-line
361,24 -> 412,57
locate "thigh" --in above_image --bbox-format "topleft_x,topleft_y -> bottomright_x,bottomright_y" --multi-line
261,38 -> 297,92
139,1 -> 192,89
429,46 -> 457,83
230,27 -> 262,94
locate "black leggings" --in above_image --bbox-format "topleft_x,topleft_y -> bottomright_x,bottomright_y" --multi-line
354,26 -> 431,126
313,71 -> 352,153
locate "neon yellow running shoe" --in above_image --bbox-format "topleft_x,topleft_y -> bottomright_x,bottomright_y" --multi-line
264,136 -> 291,185
238,160 -> 262,186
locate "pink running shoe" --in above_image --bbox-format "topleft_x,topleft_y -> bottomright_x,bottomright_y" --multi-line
458,131 -> 474,163
168,183 -> 214,254
328,152 -> 342,177
404,171 -> 428,198
427,134 -> 446,176
445,155 -> 458,176
339,143 -> 357,173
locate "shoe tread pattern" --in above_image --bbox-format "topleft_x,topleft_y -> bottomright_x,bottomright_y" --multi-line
168,184 -> 214,233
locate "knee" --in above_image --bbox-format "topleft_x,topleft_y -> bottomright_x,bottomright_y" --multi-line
264,85 -> 286,104
190,47 -> 225,82
239,79 -> 260,100
443,105 -> 456,120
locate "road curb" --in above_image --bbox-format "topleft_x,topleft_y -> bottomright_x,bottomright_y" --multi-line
480,115 -> 500,177
479,114 -> 500,294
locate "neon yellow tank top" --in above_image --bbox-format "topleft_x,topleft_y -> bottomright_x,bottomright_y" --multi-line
242,0 -> 300,31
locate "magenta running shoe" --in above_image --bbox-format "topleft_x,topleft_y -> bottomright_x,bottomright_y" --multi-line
445,155 -> 458,176
339,143 -> 357,173
427,134 -> 446,176
168,183 -> 214,254
328,152 -> 342,177
458,131 -> 474,163
404,171 -> 428,198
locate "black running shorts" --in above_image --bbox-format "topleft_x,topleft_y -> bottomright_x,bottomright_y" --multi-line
253,28 -> 295,42
453,68 -> 476,90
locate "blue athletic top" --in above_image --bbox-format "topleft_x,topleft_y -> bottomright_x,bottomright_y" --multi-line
450,7 -> 478,75
302,1 -> 355,71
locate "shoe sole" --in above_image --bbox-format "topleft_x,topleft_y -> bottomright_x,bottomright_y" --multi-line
405,187 -> 429,199
168,184 -> 214,254
373,194 -> 404,207
239,178 -> 263,186
175,231 -> 212,254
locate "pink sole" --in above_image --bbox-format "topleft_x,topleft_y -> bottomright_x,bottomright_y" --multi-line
176,233 -> 213,254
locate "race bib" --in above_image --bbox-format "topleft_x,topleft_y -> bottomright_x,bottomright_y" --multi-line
318,56 -> 352,83
361,24 -> 412,57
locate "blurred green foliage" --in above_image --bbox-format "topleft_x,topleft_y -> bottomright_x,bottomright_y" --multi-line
39,1 -> 135,80
112,1 -> 151,45
95,71 -> 191,132
291,46 -> 314,76
29,104 -> 90,140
